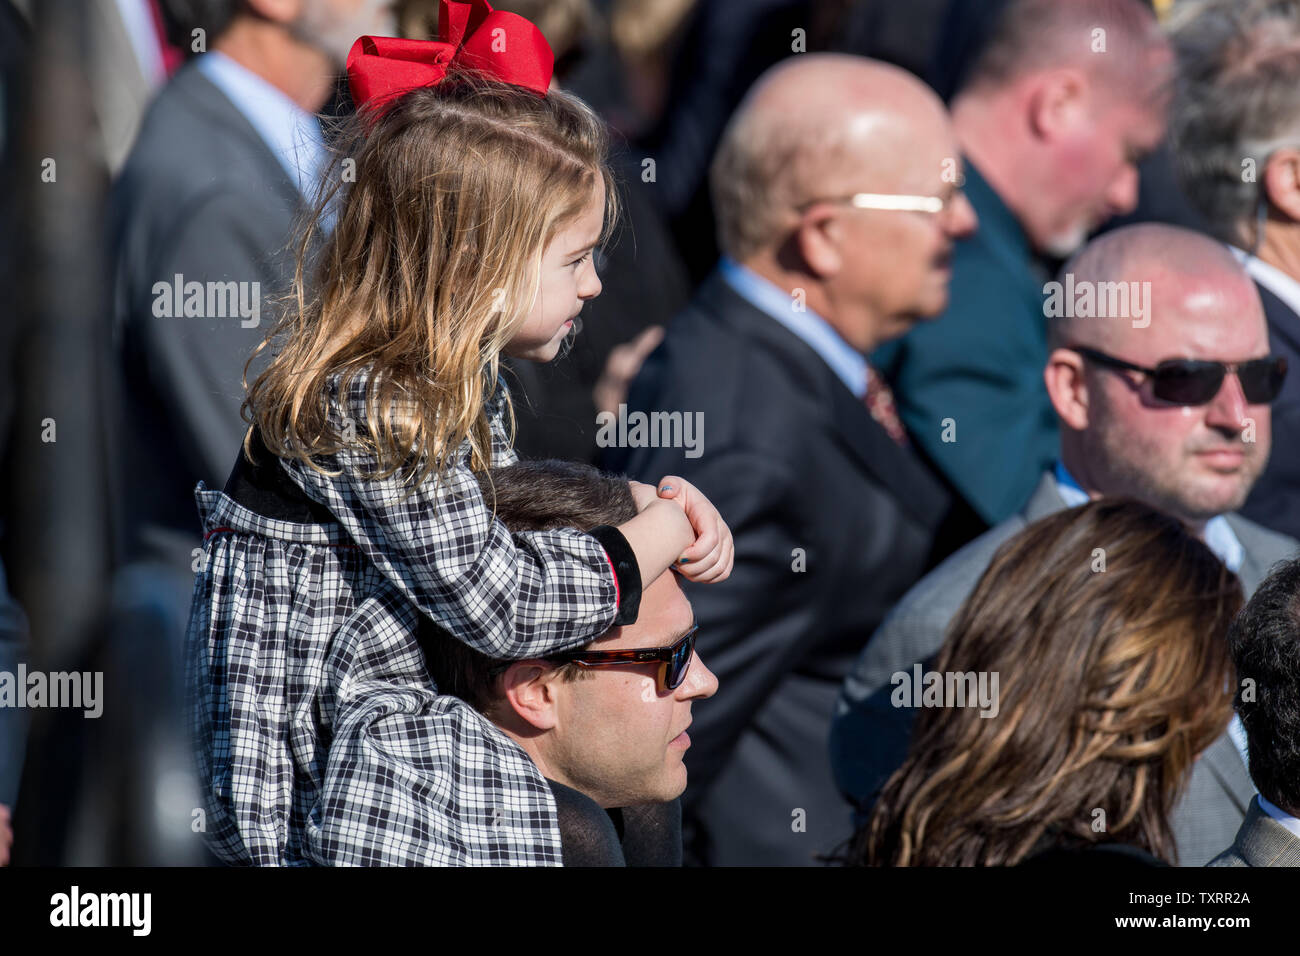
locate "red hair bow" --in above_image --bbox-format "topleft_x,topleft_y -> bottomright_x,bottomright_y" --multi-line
347,0 -> 554,108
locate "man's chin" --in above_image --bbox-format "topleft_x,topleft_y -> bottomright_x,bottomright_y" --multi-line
1169,476 -> 1253,523
1040,224 -> 1091,260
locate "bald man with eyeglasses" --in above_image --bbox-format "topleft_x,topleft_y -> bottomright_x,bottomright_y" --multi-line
605,53 -> 986,866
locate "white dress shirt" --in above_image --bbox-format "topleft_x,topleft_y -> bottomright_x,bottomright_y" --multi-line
196,50 -> 329,202
1229,245 -> 1300,318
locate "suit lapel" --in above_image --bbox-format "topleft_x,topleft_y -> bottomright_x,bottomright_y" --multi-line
1238,798 -> 1300,867
697,273 -> 950,528
825,378 -> 951,527
1220,512 -> 1297,595
1021,472 -> 1067,521
1200,733 -> 1256,815
1256,280 -> 1300,355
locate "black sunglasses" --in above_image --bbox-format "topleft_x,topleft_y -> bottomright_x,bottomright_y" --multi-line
1070,346 -> 1287,406
543,625 -> 699,693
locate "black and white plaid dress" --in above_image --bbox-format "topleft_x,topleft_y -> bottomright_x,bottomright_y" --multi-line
186,371 -> 631,865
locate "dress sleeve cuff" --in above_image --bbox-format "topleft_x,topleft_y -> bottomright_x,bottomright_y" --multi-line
588,525 -> 641,626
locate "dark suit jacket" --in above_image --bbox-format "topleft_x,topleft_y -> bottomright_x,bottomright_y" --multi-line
0,556 -> 27,807
108,58 -> 306,572
831,471 -> 1298,866
507,143 -> 692,463
547,780 -> 683,867
1209,796 -> 1300,867
1240,279 -> 1300,541
872,162 -> 1057,526
604,270 -> 980,865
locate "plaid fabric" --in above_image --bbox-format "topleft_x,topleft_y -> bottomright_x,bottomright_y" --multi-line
279,371 -> 620,659
186,372 -> 616,865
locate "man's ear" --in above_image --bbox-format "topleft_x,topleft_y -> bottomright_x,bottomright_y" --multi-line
500,661 -> 561,731
1028,69 -> 1087,143
796,206 -> 843,279
1263,149 -> 1300,223
1045,346 -> 1090,430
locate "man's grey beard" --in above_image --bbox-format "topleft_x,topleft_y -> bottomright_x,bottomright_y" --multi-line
292,1 -> 399,69
1041,222 -> 1091,260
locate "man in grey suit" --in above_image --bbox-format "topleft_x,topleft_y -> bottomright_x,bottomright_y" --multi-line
100,0 -> 395,862
1210,556 -> 1300,867
832,224 -> 1298,866
110,0 -> 395,575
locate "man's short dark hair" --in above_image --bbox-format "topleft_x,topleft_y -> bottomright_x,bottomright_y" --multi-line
158,0 -> 241,54
1227,556 -> 1300,816
420,459 -> 638,715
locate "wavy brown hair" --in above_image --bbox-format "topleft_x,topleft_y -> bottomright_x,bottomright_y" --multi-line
243,66 -> 619,487
847,499 -> 1241,867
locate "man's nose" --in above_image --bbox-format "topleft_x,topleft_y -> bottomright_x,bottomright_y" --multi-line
680,652 -> 718,700
1204,368 -> 1249,434
945,191 -> 978,239
1106,162 -> 1140,217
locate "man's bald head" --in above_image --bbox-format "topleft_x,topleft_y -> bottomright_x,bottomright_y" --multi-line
959,0 -> 1167,101
711,54 -> 952,262
1049,224 -> 1263,352
1045,223 -> 1274,526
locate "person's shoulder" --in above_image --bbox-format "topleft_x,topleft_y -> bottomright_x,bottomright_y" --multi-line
1225,510 -> 1300,558
1206,846 -> 1249,867
888,514 -> 1030,622
114,63 -> 284,216
545,779 -> 626,867
626,295 -> 776,450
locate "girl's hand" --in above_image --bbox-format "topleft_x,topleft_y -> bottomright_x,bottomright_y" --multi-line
656,476 -> 734,583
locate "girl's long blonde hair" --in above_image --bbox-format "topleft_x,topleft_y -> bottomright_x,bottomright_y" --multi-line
244,66 -> 619,487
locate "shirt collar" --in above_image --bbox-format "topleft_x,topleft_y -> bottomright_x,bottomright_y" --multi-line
1258,795 -> 1300,840
1228,244 -> 1300,319
717,256 -> 869,399
1053,461 -> 1244,573
195,50 -> 327,201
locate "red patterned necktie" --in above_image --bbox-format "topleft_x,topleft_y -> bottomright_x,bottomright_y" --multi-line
865,368 -> 908,447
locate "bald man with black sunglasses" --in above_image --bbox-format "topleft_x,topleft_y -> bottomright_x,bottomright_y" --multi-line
833,223 -> 1300,867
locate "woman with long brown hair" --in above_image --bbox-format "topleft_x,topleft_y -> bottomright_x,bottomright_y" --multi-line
844,498 -> 1242,866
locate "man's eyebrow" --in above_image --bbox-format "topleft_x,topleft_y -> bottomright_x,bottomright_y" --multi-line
657,620 -> 697,649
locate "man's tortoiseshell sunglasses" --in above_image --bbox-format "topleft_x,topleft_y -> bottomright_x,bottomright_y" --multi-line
519,625 -> 700,693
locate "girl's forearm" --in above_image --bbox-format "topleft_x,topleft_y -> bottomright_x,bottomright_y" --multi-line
616,500 -> 693,588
